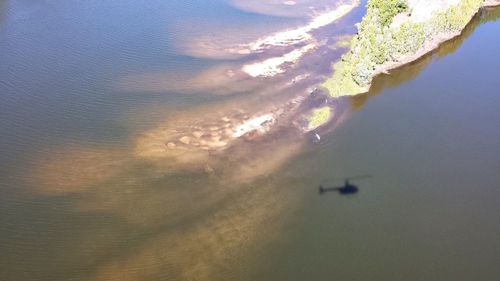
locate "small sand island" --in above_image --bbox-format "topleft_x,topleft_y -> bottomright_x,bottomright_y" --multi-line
323,0 -> 500,97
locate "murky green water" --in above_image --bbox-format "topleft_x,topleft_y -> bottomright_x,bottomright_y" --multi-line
1,1 -> 499,281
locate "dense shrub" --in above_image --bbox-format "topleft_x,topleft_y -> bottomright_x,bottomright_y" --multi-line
389,22 -> 424,59
367,0 -> 409,26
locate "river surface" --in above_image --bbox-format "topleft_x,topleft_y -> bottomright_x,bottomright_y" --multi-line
1,1 -> 499,281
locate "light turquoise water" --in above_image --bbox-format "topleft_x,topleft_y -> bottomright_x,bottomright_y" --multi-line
1,1 -> 499,280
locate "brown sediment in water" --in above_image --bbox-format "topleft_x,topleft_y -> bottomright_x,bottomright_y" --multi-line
132,71 -> 311,159
117,64 -> 266,95
16,20 -> 360,281
130,18 -> 362,170
132,84 -> 349,187
120,0 -> 363,164
28,146 -> 128,194
24,4 -> 360,280
25,0 -> 361,231
24,165 -> 298,281
88,177 -> 298,281
35,144 -> 311,281
133,92 -> 308,173
131,36 -> 354,182
26,136 -> 311,273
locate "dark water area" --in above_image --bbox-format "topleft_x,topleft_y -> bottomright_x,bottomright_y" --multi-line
253,9 -> 500,281
1,1 -> 499,280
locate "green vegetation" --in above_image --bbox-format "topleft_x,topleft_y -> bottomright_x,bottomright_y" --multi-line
307,106 -> 331,130
368,0 -> 408,26
323,0 -> 483,97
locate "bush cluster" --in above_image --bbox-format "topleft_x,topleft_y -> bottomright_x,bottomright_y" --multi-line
367,0 -> 409,26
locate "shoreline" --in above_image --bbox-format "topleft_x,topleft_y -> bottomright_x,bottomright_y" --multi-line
324,0 -> 500,97
371,1 -> 500,86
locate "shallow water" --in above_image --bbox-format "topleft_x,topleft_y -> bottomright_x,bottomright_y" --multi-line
1,1 -> 499,281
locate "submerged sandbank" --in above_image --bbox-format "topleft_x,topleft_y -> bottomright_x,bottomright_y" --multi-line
130,2 -> 365,176
177,1 -> 360,60
246,2 -> 360,52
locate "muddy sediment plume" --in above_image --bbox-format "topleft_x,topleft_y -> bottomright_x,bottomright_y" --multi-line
24,143 -> 307,281
88,176 -> 302,281
28,146 -> 130,194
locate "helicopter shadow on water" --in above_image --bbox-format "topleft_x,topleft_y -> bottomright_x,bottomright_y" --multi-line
318,175 -> 372,196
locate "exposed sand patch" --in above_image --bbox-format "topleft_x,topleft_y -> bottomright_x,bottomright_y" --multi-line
407,0 -> 461,22
242,44 -> 316,77
232,114 -> 275,137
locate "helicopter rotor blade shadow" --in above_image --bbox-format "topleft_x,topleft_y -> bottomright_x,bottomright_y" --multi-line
321,174 -> 372,183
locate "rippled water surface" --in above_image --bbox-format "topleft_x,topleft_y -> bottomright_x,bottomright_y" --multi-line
1,1 -> 499,280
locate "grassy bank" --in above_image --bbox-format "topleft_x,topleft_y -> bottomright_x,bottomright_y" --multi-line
323,0 -> 484,97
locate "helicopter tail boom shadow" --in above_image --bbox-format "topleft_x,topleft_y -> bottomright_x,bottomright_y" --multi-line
319,181 -> 359,195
